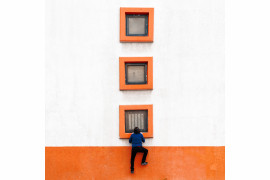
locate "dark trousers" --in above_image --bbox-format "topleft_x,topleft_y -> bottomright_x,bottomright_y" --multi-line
130,146 -> 148,170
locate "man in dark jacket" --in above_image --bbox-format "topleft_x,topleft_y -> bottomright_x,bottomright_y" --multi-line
129,127 -> 148,173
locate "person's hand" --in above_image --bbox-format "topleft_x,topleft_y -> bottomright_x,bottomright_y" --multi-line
140,132 -> 143,134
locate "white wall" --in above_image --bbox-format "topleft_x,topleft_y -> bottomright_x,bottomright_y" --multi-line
46,0 -> 224,146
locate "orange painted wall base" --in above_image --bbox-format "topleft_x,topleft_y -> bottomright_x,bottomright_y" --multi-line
46,146 -> 225,180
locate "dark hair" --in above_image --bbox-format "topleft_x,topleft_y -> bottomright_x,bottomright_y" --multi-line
134,127 -> 140,134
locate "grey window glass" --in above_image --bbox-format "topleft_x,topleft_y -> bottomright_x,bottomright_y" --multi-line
126,15 -> 148,36
125,63 -> 147,84
125,110 -> 148,133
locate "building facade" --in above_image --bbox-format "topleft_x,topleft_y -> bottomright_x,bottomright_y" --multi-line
46,0 -> 225,179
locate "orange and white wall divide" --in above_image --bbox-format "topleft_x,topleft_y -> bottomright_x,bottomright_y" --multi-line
46,0 -> 225,179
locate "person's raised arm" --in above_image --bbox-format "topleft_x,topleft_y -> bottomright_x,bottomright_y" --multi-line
141,133 -> 145,143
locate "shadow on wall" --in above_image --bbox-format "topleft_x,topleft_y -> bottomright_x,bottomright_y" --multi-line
120,43 -> 154,54
120,90 -> 153,101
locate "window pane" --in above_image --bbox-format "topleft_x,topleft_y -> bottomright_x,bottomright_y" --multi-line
127,16 -> 146,35
125,110 -> 148,133
126,65 -> 146,84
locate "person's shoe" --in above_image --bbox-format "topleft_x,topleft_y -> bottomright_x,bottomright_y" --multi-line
131,170 -> 134,174
141,162 -> 148,165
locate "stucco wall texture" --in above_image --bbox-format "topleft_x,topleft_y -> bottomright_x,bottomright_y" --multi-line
46,0 -> 224,147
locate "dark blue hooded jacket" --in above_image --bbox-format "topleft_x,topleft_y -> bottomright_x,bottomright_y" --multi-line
129,133 -> 145,147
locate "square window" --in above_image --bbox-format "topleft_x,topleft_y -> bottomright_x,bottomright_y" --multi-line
125,63 -> 147,84
126,15 -> 148,36
119,105 -> 153,138
119,57 -> 153,90
125,110 -> 148,133
120,8 -> 154,42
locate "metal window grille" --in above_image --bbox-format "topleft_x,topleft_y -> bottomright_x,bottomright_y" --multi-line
125,63 -> 147,84
126,14 -> 148,36
125,110 -> 148,133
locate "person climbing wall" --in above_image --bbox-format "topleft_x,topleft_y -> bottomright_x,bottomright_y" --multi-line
129,127 -> 148,173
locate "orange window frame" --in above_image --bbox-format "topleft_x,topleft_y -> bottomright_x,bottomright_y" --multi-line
119,57 -> 153,90
120,7 -> 154,42
119,105 -> 153,139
